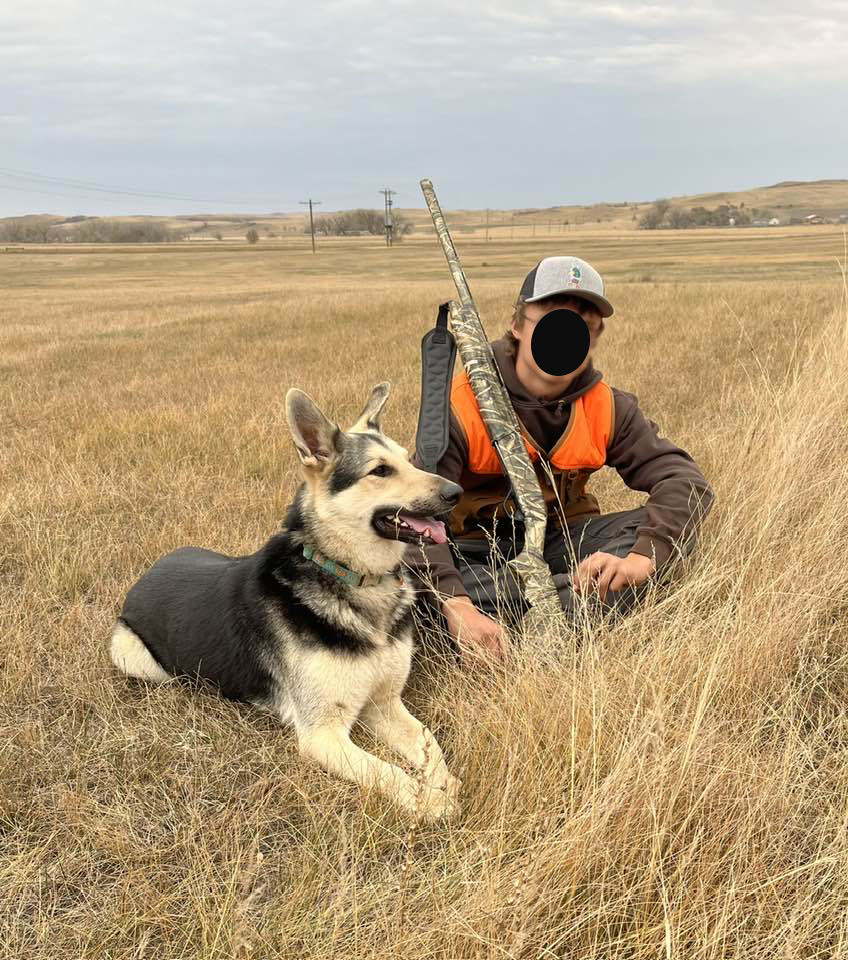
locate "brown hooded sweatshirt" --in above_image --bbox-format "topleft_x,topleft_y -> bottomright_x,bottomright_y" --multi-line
403,336 -> 715,599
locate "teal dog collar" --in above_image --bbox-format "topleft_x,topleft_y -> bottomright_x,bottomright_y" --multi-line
302,543 -> 404,588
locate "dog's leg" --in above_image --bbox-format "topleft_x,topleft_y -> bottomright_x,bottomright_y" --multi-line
110,622 -> 171,683
296,722 -> 457,822
359,695 -> 461,799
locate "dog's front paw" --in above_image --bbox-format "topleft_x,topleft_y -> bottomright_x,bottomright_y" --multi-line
441,773 -> 462,801
416,782 -> 461,823
396,779 -> 461,822
423,765 -> 462,801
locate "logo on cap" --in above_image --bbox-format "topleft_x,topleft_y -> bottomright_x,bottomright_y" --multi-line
568,264 -> 582,288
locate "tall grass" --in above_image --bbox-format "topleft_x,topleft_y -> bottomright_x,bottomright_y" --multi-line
2,239 -> 847,957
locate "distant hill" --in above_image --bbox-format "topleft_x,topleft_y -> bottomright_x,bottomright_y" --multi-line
396,179 -> 848,231
663,179 -> 848,221
3,179 -> 847,238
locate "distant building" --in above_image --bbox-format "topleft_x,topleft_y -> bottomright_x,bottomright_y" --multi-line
804,213 -> 825,224
769,218 -> 780,226
752,219 -> 769,227
839,214 -> 848,223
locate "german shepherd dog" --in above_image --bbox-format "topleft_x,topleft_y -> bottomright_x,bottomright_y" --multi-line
110,382 -> 463,821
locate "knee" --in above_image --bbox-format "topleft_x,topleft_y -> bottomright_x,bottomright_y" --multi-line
552,573 -> 579,616
656,532 -> 700,585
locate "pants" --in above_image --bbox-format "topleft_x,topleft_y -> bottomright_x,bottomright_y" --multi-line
412,507 -> 696,640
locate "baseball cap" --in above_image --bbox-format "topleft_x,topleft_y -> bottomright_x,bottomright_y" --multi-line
519,256 -> 614,318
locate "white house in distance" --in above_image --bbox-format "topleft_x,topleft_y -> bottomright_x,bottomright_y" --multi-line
804,213 -> 825,224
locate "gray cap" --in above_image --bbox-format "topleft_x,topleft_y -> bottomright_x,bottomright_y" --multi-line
519,256 -> 614,318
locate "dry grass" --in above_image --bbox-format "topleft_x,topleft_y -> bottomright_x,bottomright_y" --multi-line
2,231 -> 848,957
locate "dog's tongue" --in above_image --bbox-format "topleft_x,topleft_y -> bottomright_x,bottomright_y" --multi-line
399,513 -> 448,544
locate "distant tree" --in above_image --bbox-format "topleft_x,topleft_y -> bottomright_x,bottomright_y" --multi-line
74,219 -> 183,242
667,207 -> 694,229
638,198 -> 671,230
723,205 -> 750,226
29,219 -> 60,242
0,217 -> 60,242
214,231 -> 223,241
246,228 -> 259,244
689,206 -> 712,225
638,200 -> 761,230
311,209 -> 383,236
0,217 -> 188,243
392,211 -> 415,241
308,208 -> 414,239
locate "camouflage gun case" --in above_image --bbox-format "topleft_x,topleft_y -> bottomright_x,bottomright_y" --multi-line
419,178 -> 565,629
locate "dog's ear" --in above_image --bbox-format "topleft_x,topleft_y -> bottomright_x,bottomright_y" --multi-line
350,381 -> 391,433
285,389 -> 342,468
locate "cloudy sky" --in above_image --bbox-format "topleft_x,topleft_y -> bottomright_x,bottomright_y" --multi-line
2,0 -> 846,216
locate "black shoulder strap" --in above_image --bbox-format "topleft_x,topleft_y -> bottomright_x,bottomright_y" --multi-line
415,302 -> 457,474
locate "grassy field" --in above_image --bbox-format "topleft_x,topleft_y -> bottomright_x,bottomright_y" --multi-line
3,226 -> 848,957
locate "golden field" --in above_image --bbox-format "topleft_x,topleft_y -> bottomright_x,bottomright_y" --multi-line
2,225 -> 848,958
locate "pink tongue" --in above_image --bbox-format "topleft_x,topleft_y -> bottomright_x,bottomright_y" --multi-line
400,514 -> 448,544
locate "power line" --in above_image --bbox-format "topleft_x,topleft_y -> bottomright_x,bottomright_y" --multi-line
0,183 -> 127,203
0,167 -> 262,205
0,166 -> 275,207
300,198 -> 321,253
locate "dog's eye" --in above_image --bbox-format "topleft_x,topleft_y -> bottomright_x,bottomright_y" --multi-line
369,464 -> 394,478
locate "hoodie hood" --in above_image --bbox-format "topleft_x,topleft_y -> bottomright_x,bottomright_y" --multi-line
490,336 -> 603,410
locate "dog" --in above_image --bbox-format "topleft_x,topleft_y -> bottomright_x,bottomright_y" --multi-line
110,381 -> 464,821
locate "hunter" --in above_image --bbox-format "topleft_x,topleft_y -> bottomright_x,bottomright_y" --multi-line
403,255 -> 715,661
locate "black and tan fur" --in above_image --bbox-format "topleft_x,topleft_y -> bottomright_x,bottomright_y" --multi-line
110,382 -> 463,820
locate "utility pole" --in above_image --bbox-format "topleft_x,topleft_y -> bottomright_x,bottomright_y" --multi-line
300,198 -> 321,253
485,208 -> 490,243
379,188 -> 396,246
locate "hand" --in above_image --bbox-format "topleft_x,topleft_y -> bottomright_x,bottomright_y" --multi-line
572,551 -> 656,602
441,596 -> 507,665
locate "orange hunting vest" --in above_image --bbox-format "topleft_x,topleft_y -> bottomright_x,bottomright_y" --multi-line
448,372 -> 616,536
